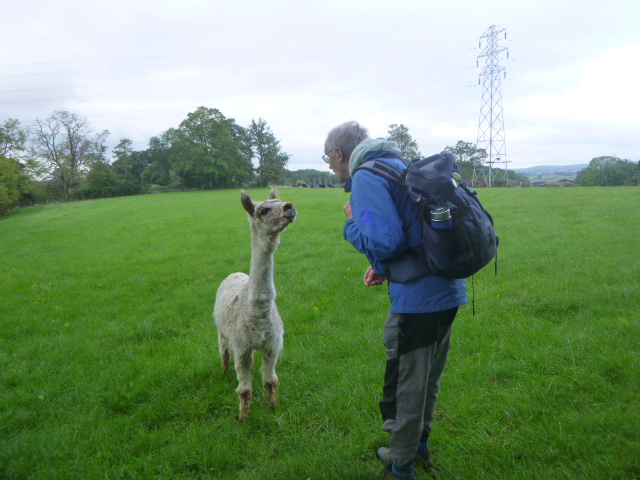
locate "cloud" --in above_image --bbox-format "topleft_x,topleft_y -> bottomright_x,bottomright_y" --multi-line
2,0 -> 639,170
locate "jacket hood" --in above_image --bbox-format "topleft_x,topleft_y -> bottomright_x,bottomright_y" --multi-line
349,138 -> 401,177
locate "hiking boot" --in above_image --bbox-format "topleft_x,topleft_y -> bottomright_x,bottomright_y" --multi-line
376,447 -> 394,465
415,449 -> 435,469
377,447 -> 435,470
379,465 -> 414,479
376,449 -> 415,479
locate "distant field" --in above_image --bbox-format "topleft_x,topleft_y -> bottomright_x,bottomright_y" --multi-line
527,174 -> 577,182
513,164 -> 587,183
1,187 -> 638,479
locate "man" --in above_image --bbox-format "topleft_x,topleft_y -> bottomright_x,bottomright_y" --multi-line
323,121 -> 467,479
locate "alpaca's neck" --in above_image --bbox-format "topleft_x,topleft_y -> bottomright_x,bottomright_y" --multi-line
248,230 -> 279,303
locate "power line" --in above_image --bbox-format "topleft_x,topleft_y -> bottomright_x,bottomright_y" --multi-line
0,60 -> 469,95
0,64 -> 471,106
1,52 -> 463,79
0,40 -> 475,69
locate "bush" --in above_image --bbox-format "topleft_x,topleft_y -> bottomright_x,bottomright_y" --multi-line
0,156 -> 30,216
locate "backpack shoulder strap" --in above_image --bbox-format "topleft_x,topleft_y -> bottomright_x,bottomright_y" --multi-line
352,157 -> 409,186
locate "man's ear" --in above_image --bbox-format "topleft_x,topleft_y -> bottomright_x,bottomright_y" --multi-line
241,190 -> 255,216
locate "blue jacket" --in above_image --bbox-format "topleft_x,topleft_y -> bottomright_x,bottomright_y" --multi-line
344,149 -> 467,314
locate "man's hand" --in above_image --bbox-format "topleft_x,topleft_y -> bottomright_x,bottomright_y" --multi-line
343,202 -> 353,220
364,266 -> 386,287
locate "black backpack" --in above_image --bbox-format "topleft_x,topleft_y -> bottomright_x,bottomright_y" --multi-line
353,152 -> 499,282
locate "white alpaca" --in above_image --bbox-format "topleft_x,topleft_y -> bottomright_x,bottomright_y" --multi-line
213,189 -> 296,421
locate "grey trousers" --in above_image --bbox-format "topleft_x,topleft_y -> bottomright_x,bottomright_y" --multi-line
380,308 -> 458,467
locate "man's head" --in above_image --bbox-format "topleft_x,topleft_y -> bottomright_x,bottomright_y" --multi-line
323,121 -> 369,182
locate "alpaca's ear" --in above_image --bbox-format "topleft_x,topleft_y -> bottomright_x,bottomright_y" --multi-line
241,191 -> 255,216
269,188 -> 277,200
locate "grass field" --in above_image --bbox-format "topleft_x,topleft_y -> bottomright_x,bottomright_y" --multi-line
1,187 -> 639,480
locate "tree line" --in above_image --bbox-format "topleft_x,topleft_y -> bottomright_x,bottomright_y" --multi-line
0,107 -> 295,214
1,114 -> 638,217
379,126 -> 638,188
574,156 -> 640,187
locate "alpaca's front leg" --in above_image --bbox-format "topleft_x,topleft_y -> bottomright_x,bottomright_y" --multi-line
261,349 -> 280,409
234,350 -> 254,421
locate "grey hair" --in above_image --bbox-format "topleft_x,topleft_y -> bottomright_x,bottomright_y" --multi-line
325,121 -> 369,160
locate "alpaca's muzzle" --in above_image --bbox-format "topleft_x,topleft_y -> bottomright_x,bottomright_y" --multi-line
283,208 -> 297,221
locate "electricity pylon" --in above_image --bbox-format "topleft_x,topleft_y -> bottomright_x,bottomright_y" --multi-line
473,25 -> 510,187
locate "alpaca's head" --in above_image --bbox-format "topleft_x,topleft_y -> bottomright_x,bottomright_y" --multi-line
241,189 -> 296,237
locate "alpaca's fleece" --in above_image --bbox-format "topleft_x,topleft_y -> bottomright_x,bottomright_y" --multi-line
213,189 -> 295,421
214,273 -> 284,356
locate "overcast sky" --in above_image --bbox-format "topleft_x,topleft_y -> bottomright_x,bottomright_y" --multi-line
3,0 -> 639,170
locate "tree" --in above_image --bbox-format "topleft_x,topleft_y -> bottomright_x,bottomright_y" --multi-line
443,141 -> 486,181
30,110 -> 109,200
383,124 -> 421,159
111,138 -> 135,181
143,131 -> 178,187
80,161 -> 122,199
111,138 -> 148,194
112,138 -> 133,165
0,155 -> 31,215
248,119 -> 290,187
168,107 -> 254,189
0,118 -> 28,157
576,156 -> 639,186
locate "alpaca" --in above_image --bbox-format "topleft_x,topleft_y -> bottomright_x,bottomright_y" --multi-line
213,189 -> 296,421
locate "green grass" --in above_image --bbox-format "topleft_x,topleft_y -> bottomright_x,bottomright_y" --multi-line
1,187 -> 638,479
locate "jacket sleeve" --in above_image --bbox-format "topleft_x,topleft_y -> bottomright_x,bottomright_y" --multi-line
343,169 -> 409,275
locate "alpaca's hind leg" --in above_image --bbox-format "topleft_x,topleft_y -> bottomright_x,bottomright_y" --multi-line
234,350 -> 254,421
218,333 -> 232,375
261,349 -> 280,409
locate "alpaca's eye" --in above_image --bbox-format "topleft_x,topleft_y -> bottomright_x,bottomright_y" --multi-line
260,207 -> 271,216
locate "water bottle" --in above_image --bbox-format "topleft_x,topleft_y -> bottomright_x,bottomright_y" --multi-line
430,207 -> 452,230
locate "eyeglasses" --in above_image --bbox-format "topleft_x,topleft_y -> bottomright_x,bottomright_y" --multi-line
322,148 -> 336,164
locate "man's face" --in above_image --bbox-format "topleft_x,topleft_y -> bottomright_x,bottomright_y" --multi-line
325,146 -> 350,183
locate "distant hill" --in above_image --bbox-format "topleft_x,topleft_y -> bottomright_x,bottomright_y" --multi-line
513,164 -> 588,176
